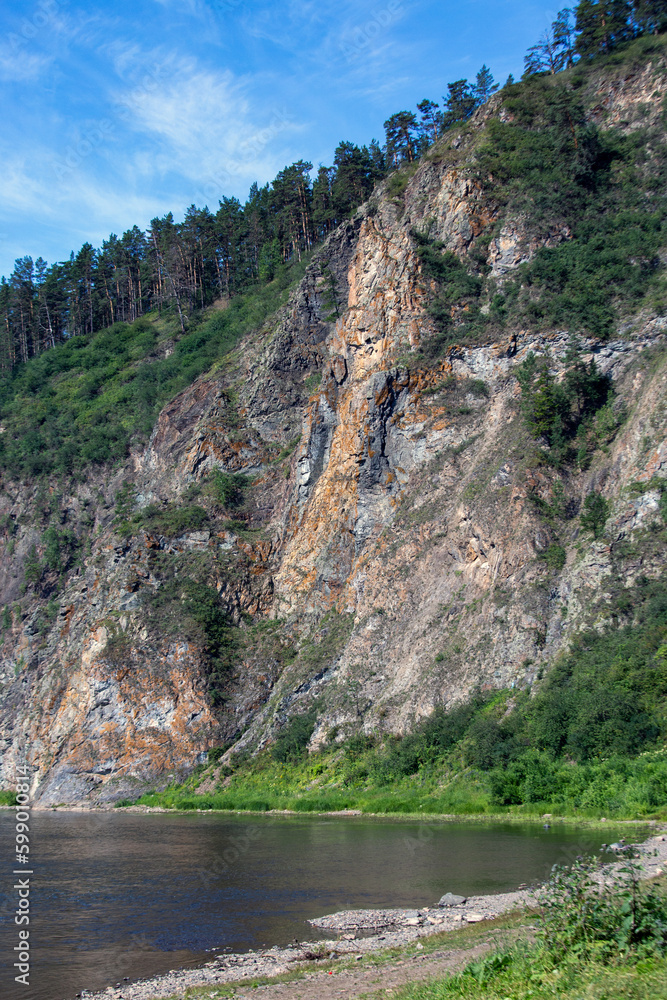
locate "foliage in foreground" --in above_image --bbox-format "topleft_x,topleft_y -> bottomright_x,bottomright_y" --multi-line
391,945 -> 667,1000
389,854 -> 667,1000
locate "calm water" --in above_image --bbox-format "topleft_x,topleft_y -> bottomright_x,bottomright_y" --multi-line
0,811 -> 623,1000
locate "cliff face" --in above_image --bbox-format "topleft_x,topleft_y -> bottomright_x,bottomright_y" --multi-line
1,54 -> 666,804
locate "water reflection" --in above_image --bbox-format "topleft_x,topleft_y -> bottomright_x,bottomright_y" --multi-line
0,810 -> 625,1000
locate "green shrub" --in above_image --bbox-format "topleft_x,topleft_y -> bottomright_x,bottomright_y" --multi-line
411,230 -> 485,353
541,543 -> 566,570
205,469 -> 250,509
539,851 -> 667,962
145,577 -> 237,705
580,492 -> 610,538
466,378 -> 490,398
516,339 -> 613,464
23,544 -> 42,586
271,707 -> 319,762
474,75 -> 667,339
139,503 -> 209,537
1,605 -> 11,633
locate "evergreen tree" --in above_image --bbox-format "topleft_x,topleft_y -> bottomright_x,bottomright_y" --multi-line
10,257 -> 36,362
631,0 -> 667,33
553,8 -> 577,65
580,492 -> 610,538
271,160 -> 313,262
331,142 -> 374,217
442,80 -> 476,128
417,99 -> 442,144
366,139 -> 386,182
525,10 -> 577,75
383,111 -> 419,166
312,166 -> 336,239
563,337 -> 610,418
472,65 -> 499,104
575,0 -> 634,56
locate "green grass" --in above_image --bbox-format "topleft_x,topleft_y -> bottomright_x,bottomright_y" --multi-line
131,568 -> 667,821
387,949 -> 667,1000
132,747 -> 667,820
0,790 -> 17,806
0,260 -> 307,477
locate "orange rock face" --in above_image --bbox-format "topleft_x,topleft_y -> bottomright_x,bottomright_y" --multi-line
1,60 -> 666,802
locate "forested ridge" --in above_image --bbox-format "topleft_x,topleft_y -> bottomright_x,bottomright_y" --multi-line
2,1 -> 665,375
0,6 -> 665,481
1,2 -> 667,819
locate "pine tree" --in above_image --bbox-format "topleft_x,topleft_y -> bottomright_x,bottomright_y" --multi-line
442,80 -> 476,129
331,142 -> 374,217
366,139 -> 386,181
631,0 -> 667,33
575,0 -> 634,57
553,8 -> 577,65
580,492 -> 610,538
383,112 -> 419,167
10,257 -> 36,362
312,166 -> 336,239
472,65 -> 498,104
417,99 -> 442,144
524,10 -> 577,76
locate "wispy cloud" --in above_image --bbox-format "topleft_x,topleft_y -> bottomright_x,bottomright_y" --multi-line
0,0 -> 553,277
113,55 -> 301,189
1,148 -> 165,232
0,47 -> 53,81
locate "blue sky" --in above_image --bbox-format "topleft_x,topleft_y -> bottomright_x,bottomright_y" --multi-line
0,0 -> 557,279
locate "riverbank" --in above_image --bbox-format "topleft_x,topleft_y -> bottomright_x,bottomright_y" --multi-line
27,801 -> 663,833
86,832 -> 667,1000
122,735 -> 667,823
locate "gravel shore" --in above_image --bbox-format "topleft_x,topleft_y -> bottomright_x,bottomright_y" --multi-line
85,833 -> 667,1000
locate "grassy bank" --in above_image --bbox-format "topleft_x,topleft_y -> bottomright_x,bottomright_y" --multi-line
387,861 -> 667,1000
390,949 -> 667,1000
129,743 -> 667,822
128,566 -> 667,821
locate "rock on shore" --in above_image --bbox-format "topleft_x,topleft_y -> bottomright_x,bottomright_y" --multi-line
89,836 -> 667,1000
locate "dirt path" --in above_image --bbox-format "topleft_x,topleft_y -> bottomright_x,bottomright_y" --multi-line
224,940 -> 502,1000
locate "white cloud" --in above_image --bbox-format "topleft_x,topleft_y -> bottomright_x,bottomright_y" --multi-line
0,148 -> 166,247
0,47 -> 53,82
113,57 -> 302,195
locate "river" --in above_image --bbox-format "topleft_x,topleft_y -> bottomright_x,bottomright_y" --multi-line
0,810 -> 624,1000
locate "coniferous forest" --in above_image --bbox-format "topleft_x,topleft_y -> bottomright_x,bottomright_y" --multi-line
2,1 -> 664,373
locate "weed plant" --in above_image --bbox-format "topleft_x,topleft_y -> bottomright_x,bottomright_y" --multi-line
379,852 -> 667,1000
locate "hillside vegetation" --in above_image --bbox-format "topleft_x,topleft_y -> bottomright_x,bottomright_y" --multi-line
0,261 -> 306,477
1,10 -> 667,812
0,36 -> 665,479
134,565 -> 667,820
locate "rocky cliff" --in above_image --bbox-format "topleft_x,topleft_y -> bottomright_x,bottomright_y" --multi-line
1,51 -> 666,804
